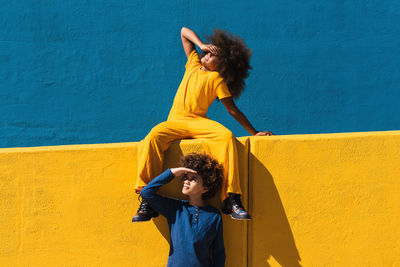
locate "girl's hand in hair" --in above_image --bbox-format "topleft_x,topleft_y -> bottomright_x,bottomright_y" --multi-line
170,167 -> 197,177
200,44 -> 220,55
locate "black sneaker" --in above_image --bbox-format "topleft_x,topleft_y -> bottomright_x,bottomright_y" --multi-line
222,193 -> 251,220
132,196 -> 159,222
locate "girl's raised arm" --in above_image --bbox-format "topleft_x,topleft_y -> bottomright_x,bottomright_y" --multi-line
181,27 -> 196,58
181,27 -> 219,59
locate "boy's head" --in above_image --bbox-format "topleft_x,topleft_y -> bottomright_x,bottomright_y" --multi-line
179,153 -> 223,200
200,28 -> 252,99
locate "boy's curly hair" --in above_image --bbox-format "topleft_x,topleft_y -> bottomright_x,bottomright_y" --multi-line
179,153 -> 223,200
200,29 -> 252,99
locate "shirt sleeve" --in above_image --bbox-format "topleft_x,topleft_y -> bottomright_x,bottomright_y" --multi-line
213,75 -> 232,100
185,50 -> 201,70
140,169 -> 180,221
212,215 -> 226,267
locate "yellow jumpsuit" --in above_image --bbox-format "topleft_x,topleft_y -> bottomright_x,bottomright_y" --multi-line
135,50 -> 242,199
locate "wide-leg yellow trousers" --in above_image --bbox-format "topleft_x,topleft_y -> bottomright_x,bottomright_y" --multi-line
134,117 -> 242,199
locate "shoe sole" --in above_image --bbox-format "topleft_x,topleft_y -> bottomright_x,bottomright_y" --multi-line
222,209 -> 251,220
228,214 -> 251,220
132,220 -> 150,223
132,215 -> 159,223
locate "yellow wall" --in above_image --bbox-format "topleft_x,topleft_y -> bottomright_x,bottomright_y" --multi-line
249,131 -> 400,267
0,138 -> 249,267
1,131 -> 399,266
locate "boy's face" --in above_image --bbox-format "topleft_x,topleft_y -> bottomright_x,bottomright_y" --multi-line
181,172 -> 208,197
201,52 -> 219,71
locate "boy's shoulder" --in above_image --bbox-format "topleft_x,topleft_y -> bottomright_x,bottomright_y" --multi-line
203,205 -> 222,217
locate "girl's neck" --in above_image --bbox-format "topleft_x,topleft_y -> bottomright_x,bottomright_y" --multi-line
188,195 -> 205,207
200,66 -> 210,72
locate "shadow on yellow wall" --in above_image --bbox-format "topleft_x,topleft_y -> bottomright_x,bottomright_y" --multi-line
249,153 -> 302,266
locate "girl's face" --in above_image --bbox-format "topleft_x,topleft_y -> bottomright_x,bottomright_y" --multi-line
201,52 -> 219,71
181,172 -> 208,197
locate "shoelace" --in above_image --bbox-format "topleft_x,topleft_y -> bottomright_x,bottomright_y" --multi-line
137,195 -> 150,212
232,195 -> 245,212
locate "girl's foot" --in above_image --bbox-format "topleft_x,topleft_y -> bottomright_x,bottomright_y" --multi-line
132,196 -> 159,222
222,193 -> 251,220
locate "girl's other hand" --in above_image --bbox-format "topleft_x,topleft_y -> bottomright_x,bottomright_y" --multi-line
255,131 -> 274,136
170,167 -> 197,177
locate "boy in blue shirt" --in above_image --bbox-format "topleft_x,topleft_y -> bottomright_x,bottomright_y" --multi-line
140,153 -> 225,267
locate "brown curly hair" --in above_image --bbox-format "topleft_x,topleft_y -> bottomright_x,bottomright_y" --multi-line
200,28 -> 252,99
179,153 -> 223,200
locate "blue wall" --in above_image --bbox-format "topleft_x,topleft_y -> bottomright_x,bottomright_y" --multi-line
1,0 -> 399,148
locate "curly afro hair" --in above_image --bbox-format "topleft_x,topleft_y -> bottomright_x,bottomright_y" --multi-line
200,29 -> 252,99
179,153 -> 223,200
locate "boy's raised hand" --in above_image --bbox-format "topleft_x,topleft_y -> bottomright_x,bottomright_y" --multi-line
170,167 -> 197,177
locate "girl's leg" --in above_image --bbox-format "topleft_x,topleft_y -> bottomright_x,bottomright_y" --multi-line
135,120 -> 191,192
133,120 -> 190,222
186,118 -> 242,198
186,118 -> 250,219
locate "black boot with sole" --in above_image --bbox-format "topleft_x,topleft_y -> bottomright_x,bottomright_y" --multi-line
222,193 -> 251,220
132,196 -> 159,222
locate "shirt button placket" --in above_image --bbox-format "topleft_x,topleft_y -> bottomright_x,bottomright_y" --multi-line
194,208 -> 199,224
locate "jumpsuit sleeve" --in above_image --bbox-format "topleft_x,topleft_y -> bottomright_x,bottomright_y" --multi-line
140,169 -> 180,220
212,215 -> 226,267
213,75 -> 232,100
185,50 -> 201,70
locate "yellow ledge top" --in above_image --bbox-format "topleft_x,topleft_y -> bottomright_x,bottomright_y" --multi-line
1,130 -> 399,153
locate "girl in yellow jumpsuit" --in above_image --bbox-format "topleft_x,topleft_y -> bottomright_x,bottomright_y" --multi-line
132,27 -> 273,222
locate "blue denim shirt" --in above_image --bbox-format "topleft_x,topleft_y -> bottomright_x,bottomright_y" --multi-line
141,169 -> 225,267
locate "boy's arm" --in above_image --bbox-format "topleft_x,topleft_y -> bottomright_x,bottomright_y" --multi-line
221,96 -> 274,136
181,27 -> 219,59
140,167 -> 197,219
140,169 -> 179,219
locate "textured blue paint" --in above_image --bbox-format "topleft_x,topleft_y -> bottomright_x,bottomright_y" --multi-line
1,0 -> 399,148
